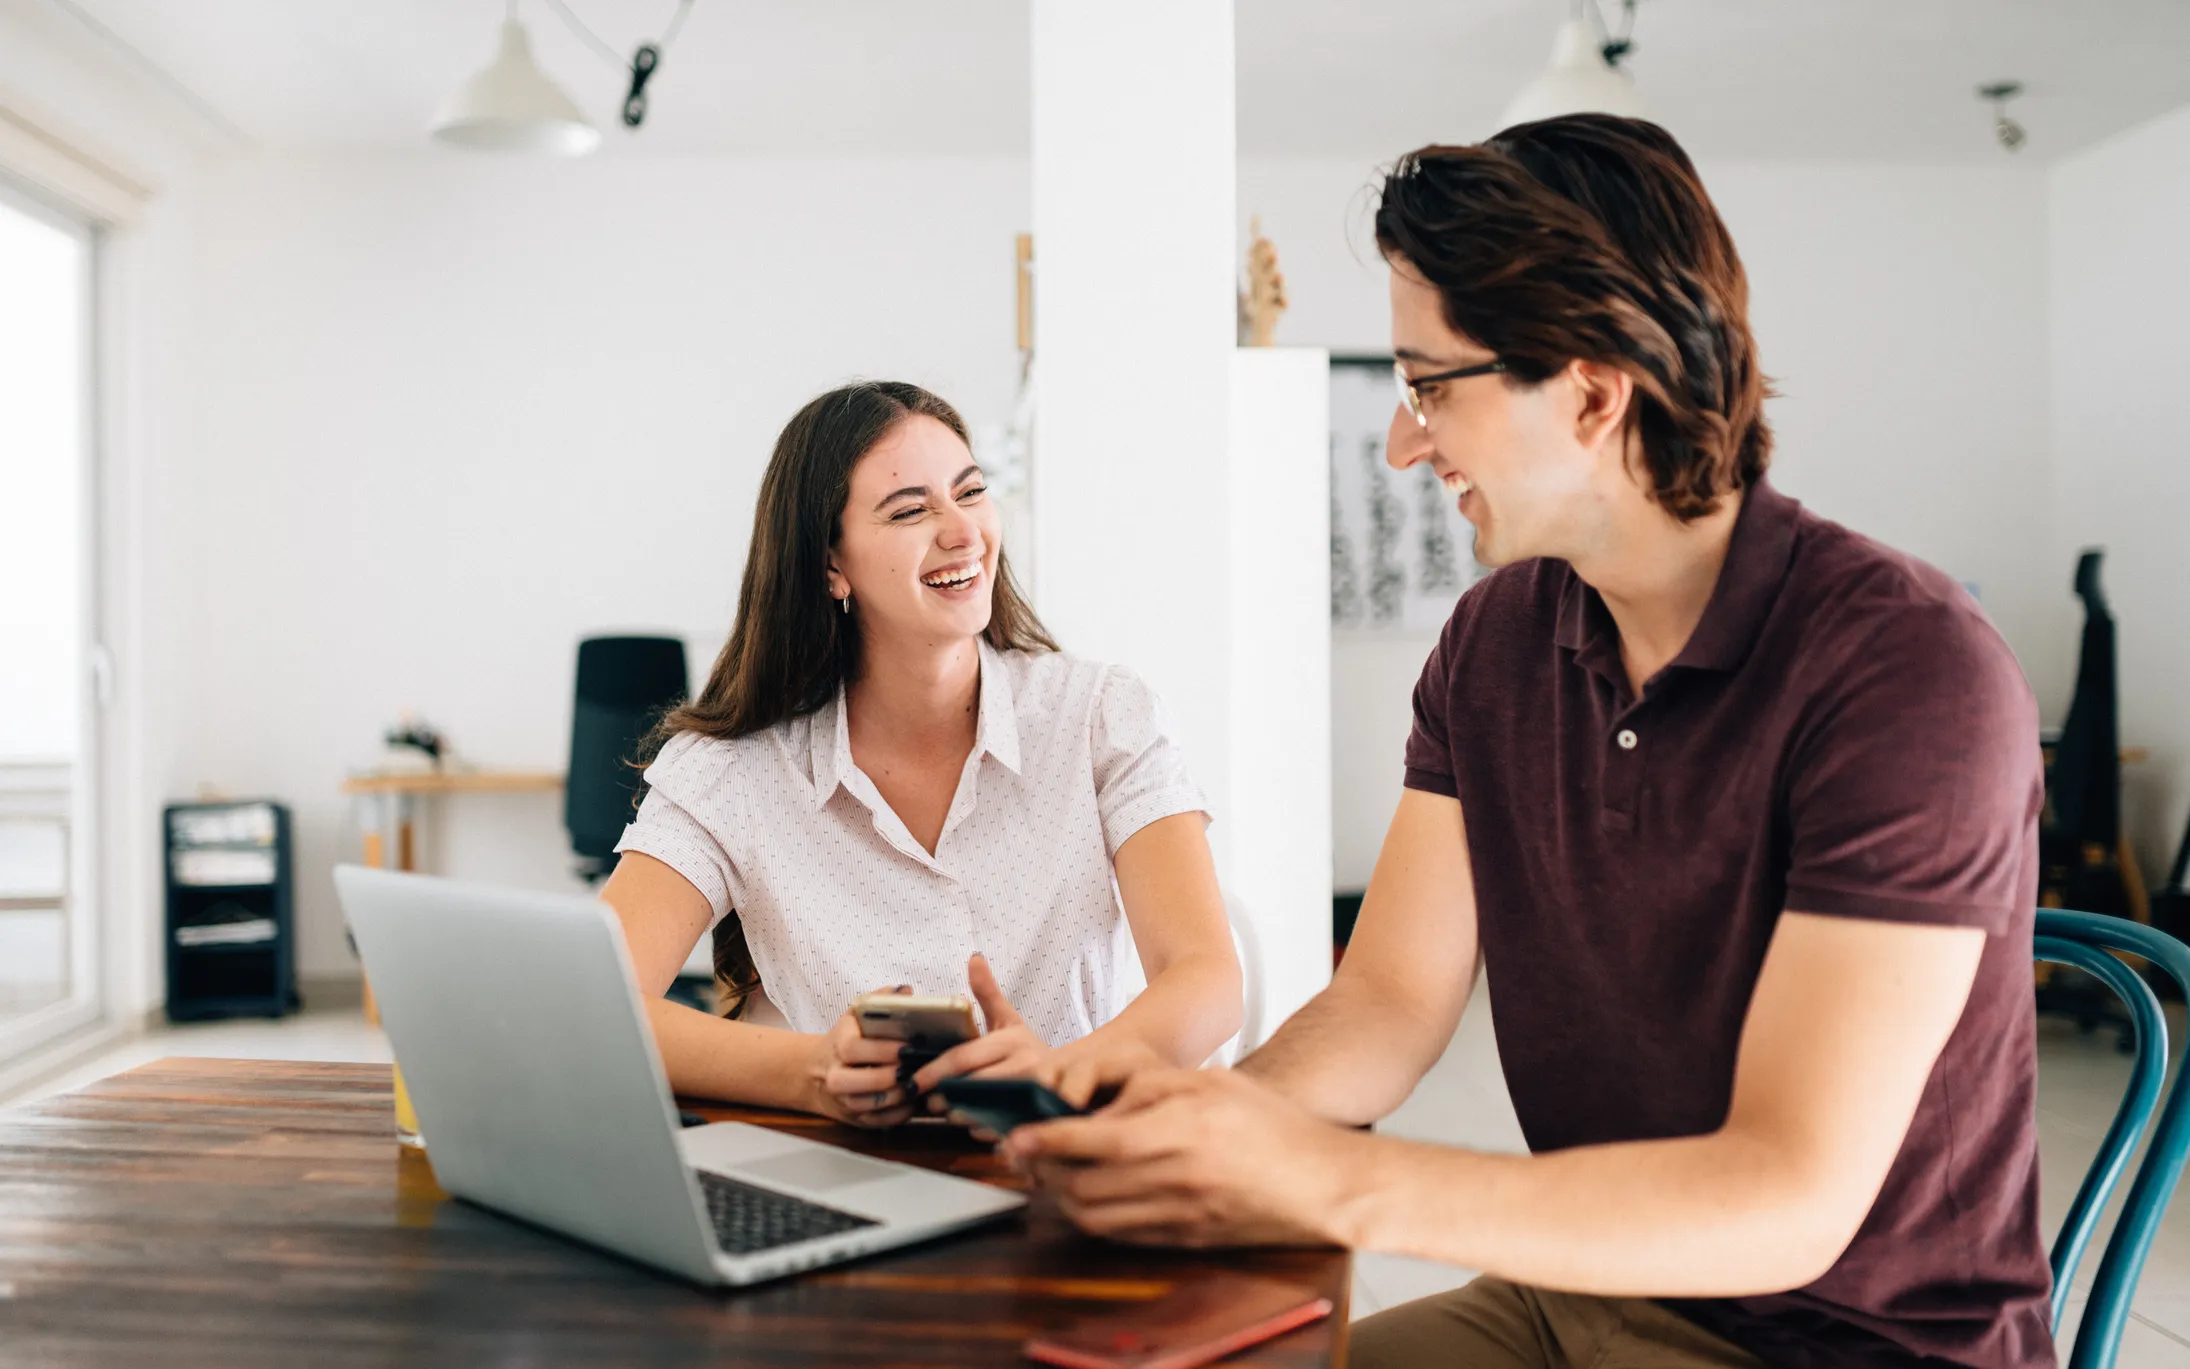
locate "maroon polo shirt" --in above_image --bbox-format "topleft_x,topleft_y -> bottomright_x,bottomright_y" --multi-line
1403,477 -> 2053,1368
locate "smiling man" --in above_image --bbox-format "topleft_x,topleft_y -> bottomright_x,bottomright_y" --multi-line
1008,116 -> 2053,1369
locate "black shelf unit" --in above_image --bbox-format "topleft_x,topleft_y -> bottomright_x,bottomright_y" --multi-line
164,800 -> 298,1021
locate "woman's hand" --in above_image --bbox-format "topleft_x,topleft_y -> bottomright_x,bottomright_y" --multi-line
806,986 -> 917,1128
910,954 -> 1049,1104
909,954 -> 1175,1134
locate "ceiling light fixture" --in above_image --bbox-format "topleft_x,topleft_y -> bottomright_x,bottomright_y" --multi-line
431,3 -> 600,157
1499,0 -> 1647,131
1978,81 -> 2027,153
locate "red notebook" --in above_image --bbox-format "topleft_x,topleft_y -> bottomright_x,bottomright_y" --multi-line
1024,1273 -> 1335,1369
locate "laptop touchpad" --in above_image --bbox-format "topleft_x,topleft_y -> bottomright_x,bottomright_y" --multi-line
740,1148 -> 904,1193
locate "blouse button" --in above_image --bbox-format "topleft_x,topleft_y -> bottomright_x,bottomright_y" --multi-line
1615,729 -> 1638,751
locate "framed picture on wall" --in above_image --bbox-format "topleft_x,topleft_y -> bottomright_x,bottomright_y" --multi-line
1329,354 -> 1485,634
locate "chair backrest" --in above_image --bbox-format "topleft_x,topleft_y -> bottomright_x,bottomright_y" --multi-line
1201,895 -> 1266,1067
2166,810 -> 2190,901
566,635 -> 688,879
2034,908 -> 2190,1369
2051,551 -> 2120,848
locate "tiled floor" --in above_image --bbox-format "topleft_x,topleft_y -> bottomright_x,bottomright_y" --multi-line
8,992 -> 2188,1364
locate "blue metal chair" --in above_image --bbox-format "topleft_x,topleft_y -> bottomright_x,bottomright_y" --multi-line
2035,908 -> 2190,1369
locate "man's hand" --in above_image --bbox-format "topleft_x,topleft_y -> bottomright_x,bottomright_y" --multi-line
1003,1068 -> 1360,1248
1034,1033 -> 1170,1111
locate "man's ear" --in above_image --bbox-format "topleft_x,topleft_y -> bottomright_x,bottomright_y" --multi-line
1568,359 -> 1635,454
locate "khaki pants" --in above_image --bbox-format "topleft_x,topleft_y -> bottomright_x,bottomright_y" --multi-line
1349,1277 -> 1763,1369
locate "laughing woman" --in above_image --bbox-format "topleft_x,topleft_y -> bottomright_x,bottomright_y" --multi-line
602,381 -> 1242,1127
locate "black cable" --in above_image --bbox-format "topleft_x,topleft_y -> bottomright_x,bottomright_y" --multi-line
1587,0 -> 1640,68
537,0 -> 696,129
625,44 -> 661,127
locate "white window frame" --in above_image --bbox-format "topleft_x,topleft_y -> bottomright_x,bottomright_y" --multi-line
0,101 -> 145,1088
0,171 -> 104,1069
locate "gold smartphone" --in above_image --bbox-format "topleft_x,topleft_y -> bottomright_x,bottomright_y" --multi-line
851,992 -> 979,1049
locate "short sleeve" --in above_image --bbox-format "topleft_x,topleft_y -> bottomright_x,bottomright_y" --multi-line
1403,618 -> 1461,798
613,733 -> 737,927
1783,605 -> 2042,932
1090,666 -> 1209,855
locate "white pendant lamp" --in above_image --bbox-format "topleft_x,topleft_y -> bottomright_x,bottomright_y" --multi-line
432,16 -> 600,156
1498,14 -> 1647,129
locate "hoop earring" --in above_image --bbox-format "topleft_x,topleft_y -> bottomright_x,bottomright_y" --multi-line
839,594 -> 850,615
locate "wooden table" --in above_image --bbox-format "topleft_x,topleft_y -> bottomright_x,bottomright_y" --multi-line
340,768 -> 565,874
0,1059 -> 1352,1367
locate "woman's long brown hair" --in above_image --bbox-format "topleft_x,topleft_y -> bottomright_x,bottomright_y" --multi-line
649,380 -> 1056,1016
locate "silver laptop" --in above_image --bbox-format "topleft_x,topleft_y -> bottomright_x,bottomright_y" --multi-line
334,865 -> 1024,1286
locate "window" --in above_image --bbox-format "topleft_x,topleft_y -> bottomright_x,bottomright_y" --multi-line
0,175 -> 101,1067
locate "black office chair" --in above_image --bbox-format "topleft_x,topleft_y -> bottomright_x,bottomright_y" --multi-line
2047,549 -> 2122,912
566,635 -> 688,884
2039,551 -> 2141,1042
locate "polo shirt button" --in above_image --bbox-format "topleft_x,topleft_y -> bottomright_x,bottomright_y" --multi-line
1616,729 -> 1638,751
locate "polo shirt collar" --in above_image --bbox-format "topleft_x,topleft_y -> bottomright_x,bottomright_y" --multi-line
1671,476 -> 1800,673
1554,476 -> 1802,681
807,641 -> 1020,808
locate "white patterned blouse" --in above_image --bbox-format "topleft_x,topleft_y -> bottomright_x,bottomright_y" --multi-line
613,642 -> 1209,1044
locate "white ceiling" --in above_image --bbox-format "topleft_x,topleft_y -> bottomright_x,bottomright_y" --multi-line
52,0 -> 2190,163
60,1 -> 1033,156
1243,0 -> 2190,162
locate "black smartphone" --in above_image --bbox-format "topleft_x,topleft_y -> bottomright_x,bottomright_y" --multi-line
934,1077 -> 1084,1135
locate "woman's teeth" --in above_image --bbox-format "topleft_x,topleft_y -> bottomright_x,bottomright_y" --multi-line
921,567 -> 980,589
1443,473 -> 1474,497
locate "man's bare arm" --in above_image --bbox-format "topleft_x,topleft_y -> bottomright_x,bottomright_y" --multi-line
1236,787 -> 1480,1125
1025,909 -> 1984,1296
1321,911 -> 1986,1294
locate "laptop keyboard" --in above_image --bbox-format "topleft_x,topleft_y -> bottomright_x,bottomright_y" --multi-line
697,1169 -> 881,1255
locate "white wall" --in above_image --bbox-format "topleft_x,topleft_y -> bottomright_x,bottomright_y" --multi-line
1711,165 -> 2062,710
161,153 -> 1029,977
1242,157 -> 2065,887
2049,104 -> 2190,889
30,125 -> 2154,1001
1229,347 -> 1332,1038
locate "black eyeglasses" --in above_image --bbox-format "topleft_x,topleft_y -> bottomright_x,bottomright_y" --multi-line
1394,358 -> 1508,426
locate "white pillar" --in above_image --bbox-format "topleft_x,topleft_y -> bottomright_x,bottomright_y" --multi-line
1032,3 -> 1331,1044
1031,0 -> 1240,855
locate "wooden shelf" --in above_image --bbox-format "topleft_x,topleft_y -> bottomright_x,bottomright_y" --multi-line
342,770 -> 564,796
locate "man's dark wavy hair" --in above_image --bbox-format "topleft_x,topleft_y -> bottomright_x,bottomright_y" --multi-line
1374,114 -> 1773,520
